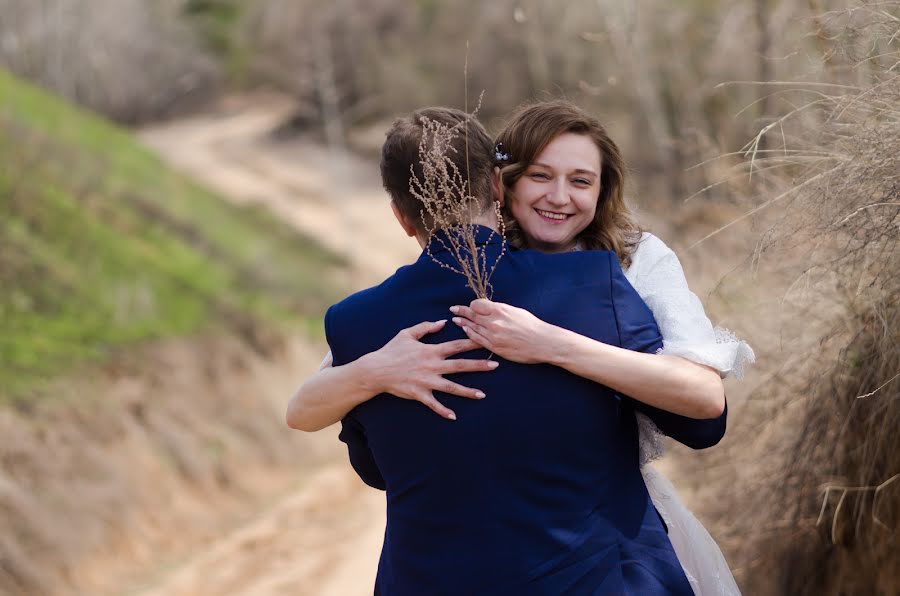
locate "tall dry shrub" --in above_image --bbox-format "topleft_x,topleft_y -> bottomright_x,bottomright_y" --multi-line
684,3 -> 900,593
0,0 -> 220,123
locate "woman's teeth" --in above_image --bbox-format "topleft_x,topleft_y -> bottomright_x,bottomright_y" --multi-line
536,209 -> 568,221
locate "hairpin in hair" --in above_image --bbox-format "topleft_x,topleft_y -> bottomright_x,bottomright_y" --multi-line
494,142 -> 510,163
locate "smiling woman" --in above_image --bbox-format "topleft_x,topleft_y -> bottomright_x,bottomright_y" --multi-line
494,100 -> 641,268
505,133 -> 600,253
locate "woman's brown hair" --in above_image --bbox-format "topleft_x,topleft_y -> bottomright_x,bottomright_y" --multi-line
495,100 -> 642,268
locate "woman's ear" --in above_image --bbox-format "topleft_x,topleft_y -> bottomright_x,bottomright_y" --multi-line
491,167 -> 505,207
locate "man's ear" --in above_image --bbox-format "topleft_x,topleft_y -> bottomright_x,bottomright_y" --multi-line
491,167 -> 505,207
390,200 -> 418,238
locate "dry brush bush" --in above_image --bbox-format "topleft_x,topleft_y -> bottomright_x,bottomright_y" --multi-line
684,3 -> 900,593
0,0 -> 221,123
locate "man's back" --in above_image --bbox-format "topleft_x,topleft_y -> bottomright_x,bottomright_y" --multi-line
326,228 -> 698,595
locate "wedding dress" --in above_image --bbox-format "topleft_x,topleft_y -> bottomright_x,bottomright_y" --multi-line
624,232 -> 754,596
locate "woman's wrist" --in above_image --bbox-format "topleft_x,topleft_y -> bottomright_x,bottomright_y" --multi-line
545,326 -> 618,372
539,323 -> 581,367
351,353 -> 389,401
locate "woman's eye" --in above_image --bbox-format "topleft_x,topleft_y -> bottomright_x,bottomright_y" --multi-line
573,178 -> 591,186
529,172 -> 550,180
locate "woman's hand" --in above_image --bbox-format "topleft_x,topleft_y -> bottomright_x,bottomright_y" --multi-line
362,320 -> 498,420
450,299 -> 553,364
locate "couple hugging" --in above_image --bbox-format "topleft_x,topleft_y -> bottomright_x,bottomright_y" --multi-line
287,100 -> 753,595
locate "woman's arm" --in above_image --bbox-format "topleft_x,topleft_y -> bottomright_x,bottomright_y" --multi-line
286,320 -> 498,431
450,300 -> 725,419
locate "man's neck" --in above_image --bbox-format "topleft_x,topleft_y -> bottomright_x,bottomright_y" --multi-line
414,212 -> 499,248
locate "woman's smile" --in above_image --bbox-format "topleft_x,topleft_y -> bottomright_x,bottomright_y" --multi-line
509,132 -> 601,253
534,208 -> 571,222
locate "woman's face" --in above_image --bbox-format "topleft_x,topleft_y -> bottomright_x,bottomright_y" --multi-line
508,132 -> 601,253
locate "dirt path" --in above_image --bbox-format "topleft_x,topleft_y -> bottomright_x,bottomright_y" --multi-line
139,94 -> 419,287
137,95 -> 405,595
134,463 -> 384,596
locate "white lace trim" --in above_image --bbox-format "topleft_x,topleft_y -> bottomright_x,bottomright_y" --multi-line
658,326 -> 756,380
636,412 -> 665,465
623,233 -> 754,465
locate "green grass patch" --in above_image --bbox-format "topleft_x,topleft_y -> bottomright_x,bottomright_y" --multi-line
0,69 -> 348,398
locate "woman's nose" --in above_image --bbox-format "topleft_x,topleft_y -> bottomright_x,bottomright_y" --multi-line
545,181 -> 569,206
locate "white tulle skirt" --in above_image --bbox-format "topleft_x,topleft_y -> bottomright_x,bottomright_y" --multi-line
641,464 -> 742,596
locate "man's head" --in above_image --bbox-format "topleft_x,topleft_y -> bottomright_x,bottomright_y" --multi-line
380,107 -> 495,241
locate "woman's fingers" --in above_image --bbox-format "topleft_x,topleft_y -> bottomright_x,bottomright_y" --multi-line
404,319 -> 447,340
470,299 -> 495,315
449,304 -> 477,321
441,357 -> 499,374
454,318 -> 489,339
416,380 -> 487,421
460,323 -> 492,349
436,338 -> 480,357
433,378 -> 486,400
418,394 -> 457,421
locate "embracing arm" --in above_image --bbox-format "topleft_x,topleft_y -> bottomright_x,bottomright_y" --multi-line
539,327 -> 724,419
285,352 -> 383,432
452,301 -> 724,419
286,320 -> 496,431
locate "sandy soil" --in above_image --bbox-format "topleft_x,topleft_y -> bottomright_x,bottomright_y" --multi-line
134,464 -> 384,596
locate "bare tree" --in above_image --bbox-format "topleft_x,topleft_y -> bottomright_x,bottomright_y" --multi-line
0,0 -> 220,123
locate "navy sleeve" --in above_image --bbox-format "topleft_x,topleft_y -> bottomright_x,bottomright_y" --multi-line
323,303 -> 344,366
632,399 -> 727,449
609,253 -> 727,449
324,302 -> 386,489
608,253 -> 664,354
338,414 -> 387,490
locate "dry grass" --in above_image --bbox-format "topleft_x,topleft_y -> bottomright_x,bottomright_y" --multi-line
682,3 -> 900,593
410,109 -> 507,299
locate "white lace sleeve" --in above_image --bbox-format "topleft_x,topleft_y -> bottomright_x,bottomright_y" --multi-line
625,234 -> 745,593
625,234 -> 754,465
625,234 -> 755,379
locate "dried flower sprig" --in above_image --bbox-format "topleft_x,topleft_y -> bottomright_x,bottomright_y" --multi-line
408,108 -> 506,299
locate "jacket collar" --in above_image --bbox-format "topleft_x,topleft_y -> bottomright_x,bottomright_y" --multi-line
424,225 -> 504,256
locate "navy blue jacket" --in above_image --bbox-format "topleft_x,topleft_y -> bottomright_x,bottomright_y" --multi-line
325,227 -> 724,595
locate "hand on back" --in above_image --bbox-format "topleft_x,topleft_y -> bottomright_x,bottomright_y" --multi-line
363,320 -> 498,420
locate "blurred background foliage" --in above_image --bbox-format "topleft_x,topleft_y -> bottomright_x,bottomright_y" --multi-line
3,0 -> 884,198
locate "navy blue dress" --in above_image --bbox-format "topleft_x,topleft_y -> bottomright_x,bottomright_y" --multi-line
326,227 -> 725,595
